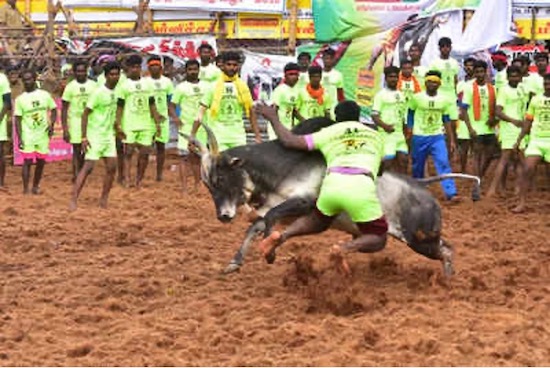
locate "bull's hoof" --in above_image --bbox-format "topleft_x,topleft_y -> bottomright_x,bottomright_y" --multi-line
223,262 -> 241,274
265,250 -> 277,264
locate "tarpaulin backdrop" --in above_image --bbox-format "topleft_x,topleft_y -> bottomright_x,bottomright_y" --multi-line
306,0 -> 515,120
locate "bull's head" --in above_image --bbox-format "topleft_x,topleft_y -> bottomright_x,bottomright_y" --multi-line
189,124 -> 248,223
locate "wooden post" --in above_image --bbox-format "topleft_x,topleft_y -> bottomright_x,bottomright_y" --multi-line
287,0 -> 298,55
531,6 -> 537,42
43,0 -> 57,82
134,0 -> 146,35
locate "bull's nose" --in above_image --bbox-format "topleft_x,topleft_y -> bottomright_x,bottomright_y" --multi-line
218,214 -> 233,223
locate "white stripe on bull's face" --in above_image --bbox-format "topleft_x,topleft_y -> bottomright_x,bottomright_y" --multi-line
218,200 -> 237,223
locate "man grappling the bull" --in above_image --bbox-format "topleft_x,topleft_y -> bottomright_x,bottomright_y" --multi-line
257,100 -> 387,274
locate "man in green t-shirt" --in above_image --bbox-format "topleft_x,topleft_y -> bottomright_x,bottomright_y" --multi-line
146,55 -> 174,182
268,62 -> 300,140
460,60 -> 498,181
512,73 -> 550,213
487,66 -> 528,198
69,62 -> 122,211
0,70 -> 12,189
196,51 -> 261,151
408,70 -> 460,202
61,60 -> 97,181
257,100 -> 388,275
115,54 -> 164,188
429,37 -> 459,103
372,66 -> 408,174
14,69 -> 57,195
198,43 -> 221,85
169,59 -> 211,193
295,65 -> 332,121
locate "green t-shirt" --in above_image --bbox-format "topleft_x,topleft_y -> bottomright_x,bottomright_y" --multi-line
201,81 -> 249,142
307,121 -> 384,174
86,84 -> 118,142
117,77 -> 155,132
413,65 -> 428,91
297,72 -> 309,89
494,69 -> 507,93
462,83 -> 495,135
0,72 -> 10,129
497,84 -> 528,122
526,94 -> 550,139
270,83 -> 299,132
408,92 -> 457,136
429,57 -> 459,99
372,88 -> 406,128
61,79 -> 97,129
199,63 -> 222,84
147,75 -> 174,119
172,80 -> 211,141
524,73 -> 544,97
322,68 -> 344,103
14,89 -> 56,143
296,87 -> 332,120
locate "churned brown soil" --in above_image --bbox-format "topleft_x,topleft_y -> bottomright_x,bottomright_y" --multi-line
0,155 -> 549,366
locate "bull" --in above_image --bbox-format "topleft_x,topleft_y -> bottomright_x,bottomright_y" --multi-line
186,117 -> 481,276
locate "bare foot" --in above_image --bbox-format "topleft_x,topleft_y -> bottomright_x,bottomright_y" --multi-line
448,195 -> 462,203
69,200 -> 77,212
31,187 -> 41,195
329,245 -> 351,276
258,231 -> 282,264
0,186 -> 8,192
23,188 -> 30,195
99,198 -> 108,209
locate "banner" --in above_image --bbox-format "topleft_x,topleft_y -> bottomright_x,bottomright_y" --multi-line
13,99 -> 72,166
60,0 -> 137,7
237,14 -> 282,39
500,43 -> 546,72
513,5 -> 550,40
148,0 -> 285,13
240,50 -> 295,101
60,36 -> 217,65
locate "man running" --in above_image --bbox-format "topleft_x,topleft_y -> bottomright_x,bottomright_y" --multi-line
196,51 -> 261,151
14,69 -> 57,194
408,70 -> 461,202
429,37 -> 459,103
486,66 -> 528,198
69,62 -> 122,211
372,66 -> 408,173
170,59 -> 210,193
512,73 -> 550,213
146,55 -> 174,182
296,65 -> 332,121
198,43 -> 221,84
456,57 -> 476,173
258,100 -> 387,274
61,60 -> 97,181
267,62 -> 300,140
115,54 -> 164,188
0,68 -> 11,189
460,60 -> 498,181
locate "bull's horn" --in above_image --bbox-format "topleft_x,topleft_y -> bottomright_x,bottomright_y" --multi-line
200,122 -> 219,156
178,132 -> 205,156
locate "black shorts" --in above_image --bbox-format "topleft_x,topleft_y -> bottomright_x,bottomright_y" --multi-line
474,134 -> 497,146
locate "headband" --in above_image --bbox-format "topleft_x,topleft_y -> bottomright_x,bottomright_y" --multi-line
97,55 -> 115,64
425,75 -> 441,84
148,59 -> 162,67
492,54 -> 508,63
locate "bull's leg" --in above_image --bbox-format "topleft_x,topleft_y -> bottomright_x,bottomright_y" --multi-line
224,197 -> 315,274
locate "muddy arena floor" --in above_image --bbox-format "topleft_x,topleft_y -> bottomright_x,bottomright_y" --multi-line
0,154 -> 549,366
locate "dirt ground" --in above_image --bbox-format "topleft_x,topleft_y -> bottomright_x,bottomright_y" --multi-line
0,154 -> 549,366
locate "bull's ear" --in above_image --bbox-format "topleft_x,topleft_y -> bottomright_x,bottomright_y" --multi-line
230,157 -> 244,167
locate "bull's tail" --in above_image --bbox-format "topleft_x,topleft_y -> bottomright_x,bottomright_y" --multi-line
416,173 -> 481,201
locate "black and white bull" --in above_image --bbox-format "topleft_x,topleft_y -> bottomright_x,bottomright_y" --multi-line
186,117 -> 481,276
